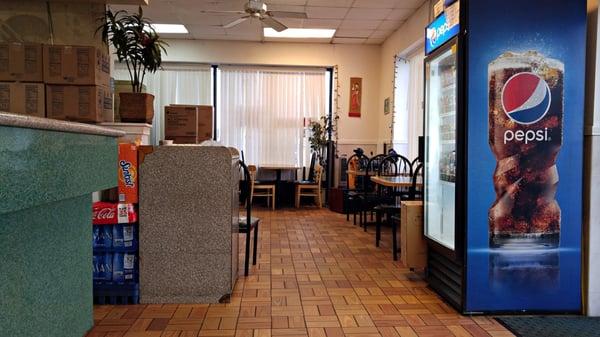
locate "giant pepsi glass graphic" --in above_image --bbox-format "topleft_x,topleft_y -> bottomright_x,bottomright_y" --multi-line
488,52 -> 563,249
465,0 -> 585,312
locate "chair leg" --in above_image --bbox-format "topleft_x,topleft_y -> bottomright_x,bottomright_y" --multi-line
375,211 -> 381,247
363,211 -> 367,232
272,188 -> 276,210
317,188 -> 322,208
391,212 -> 398,261
295,186 -> 300,208
252,221 -> 259,265
353,210 -> 357,225
244,226 -> 251,276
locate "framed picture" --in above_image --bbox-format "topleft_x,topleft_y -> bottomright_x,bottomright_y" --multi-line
349,77 -> 362,118
384,97 -> 391,115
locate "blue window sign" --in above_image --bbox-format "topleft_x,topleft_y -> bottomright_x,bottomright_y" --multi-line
425,12 -> 459,55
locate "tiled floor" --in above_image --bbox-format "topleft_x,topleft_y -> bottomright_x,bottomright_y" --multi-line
87,208 -> 513,337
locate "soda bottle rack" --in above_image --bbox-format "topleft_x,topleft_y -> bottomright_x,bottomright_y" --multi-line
92,201 -> 140,304
93,282 -> 139,305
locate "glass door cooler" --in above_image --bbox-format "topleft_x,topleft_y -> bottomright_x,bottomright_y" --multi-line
422,0 -> 586,314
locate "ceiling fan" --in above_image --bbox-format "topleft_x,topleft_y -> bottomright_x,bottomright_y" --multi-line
200,0 -> 308,32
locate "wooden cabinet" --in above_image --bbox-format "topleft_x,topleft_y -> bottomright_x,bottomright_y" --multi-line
400,201 -> 427,270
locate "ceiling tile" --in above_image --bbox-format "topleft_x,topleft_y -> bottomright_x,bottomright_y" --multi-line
173,0 -> 247,12
352,0 -> 398,9
339,20 -> 381,30
266,4 -> 306,12
217,35 -> 262,42
302,19 -> 342,29
305,6 -> 349,19
366,37 -> 386,44
332,37 -> 367,44
225,19 -> 263,36
335,29 -> 373,38
112,4 -> 177,23
394,0 -> 426,9
345,8 -> 392,20
306,0 -> 354,7
187,24 -> 227,37
377,19 -> 404,30
267,0 -> 308,5
370,29 -> 394,38
386,8 -> 413,21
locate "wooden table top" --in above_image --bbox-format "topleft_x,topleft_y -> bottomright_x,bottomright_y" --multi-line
346,169 -> 367,176
370,175 -> 422,188
259,165 -> 300,170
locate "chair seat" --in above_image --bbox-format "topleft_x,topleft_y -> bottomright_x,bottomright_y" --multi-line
297,180 -> 316,185
239,216 -> 260,231
254,184 -> 275,189
374,204 -> 401,212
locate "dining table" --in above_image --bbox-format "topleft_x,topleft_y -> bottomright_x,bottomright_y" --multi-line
260,164 -> 300,208
370,175 -> 422,188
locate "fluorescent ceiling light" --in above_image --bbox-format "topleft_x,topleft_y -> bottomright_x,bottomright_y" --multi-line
264,28 -> 336,39
150,24 -> 188,34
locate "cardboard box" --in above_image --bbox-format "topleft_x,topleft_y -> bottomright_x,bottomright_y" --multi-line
43,45 -> 110,86
164,105 -> 198,139
0,43 -> 43,82
118,143 -> 138,204
169,104 -> 214,142
0,82 -> 45,117
169,136 -> 198,144
400,201 -> 427,270
46,85 -> 113,123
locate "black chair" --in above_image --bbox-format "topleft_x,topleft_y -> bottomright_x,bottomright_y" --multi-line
373,154 -> 413,261
355,154 -> 387,230
410,156 -> 420,171
239,161 -> 259,276
344,153 -> 369,224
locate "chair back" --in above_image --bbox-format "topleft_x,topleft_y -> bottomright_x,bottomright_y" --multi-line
239,161 -> 253,225
362,154 -> 387,193
410,156 -> 420,170
247,164 -> 258,203
378,154 -> 413,177
346,153 -> 369,190
408,163 -> 423,200
314,165 -> 323,185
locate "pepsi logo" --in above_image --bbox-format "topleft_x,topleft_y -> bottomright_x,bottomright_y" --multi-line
501,72 -> 551,125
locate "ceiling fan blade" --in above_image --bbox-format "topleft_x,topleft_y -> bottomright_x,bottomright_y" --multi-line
223,16 -> 250,29
198,10 -> 247,14
267,11 -> 308,19
261,16 -> 287,32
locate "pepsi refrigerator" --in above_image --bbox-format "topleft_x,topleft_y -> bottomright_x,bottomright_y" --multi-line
423,0 -> 586,313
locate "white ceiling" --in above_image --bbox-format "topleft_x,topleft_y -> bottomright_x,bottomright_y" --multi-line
111,0 -> 426,44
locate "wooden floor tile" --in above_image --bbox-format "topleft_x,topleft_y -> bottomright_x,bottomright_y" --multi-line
86,208 -> 512,337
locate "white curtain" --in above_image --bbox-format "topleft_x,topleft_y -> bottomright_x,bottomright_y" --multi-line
217,66 -> 327,168
407,50 -> 425,161
114,64 -> 212,145
392,49 -> 424,160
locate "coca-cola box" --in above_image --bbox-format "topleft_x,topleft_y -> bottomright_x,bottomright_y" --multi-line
92,202 -> 138,251
118,143 -> 138,204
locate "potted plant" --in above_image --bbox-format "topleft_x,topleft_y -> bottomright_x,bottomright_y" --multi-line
308,115 -> 337,166
98,6 -> 168,123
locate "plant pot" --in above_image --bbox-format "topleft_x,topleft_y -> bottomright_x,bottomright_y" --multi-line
119,92 -> 155,123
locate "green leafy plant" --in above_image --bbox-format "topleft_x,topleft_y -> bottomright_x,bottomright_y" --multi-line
309,115 -> 338,163
97,6 -> 168,93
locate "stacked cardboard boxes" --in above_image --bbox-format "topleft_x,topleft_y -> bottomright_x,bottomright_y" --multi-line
0,43 -> 45,117
44,45 -> 112,123
164,105 -> 213,144
0,42 -> 113,123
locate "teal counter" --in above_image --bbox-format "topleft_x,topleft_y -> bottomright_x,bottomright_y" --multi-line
0,113 -> 125,337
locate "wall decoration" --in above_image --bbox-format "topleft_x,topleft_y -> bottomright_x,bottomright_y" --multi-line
349,77 -> 362,118
384,97 -> 391,115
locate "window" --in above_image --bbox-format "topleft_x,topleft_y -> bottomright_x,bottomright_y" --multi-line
114,63 -> 212,145
392,48 -> 425,160
217,66 -> 328,167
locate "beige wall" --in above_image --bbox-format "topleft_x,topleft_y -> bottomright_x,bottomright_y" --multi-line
376,1 -> 432,153
161,39 -> 381,148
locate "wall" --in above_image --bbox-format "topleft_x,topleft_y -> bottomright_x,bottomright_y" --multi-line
0,0 -> 104,48
376,1 -> 432,153
585,0 -> 600,317
161,39 -> 381,150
